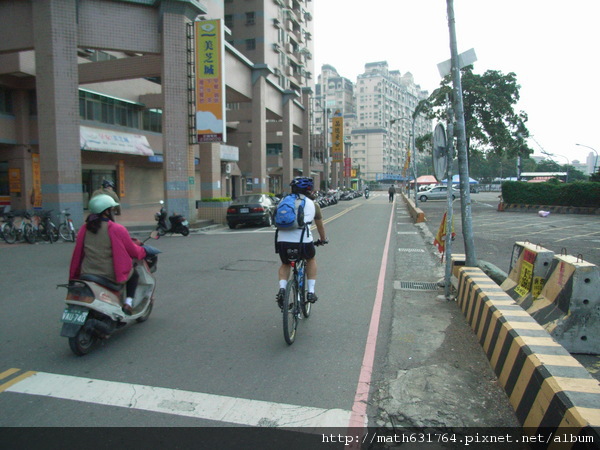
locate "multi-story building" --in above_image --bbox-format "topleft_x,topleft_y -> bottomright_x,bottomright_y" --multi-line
0,0 -> 315,226
352,61 -> 430,184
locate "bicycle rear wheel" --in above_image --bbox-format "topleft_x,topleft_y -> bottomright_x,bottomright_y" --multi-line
23,223 -> 35,244
282,278 -> 298,345
59,222 -> 75,242
299,263 -> 311,318
2,223 -> 16,244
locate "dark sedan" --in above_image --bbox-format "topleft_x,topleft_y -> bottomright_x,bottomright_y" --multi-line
226,194 -> 277,229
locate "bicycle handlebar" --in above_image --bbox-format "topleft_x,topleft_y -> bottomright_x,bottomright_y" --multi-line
314,239 -> 328,247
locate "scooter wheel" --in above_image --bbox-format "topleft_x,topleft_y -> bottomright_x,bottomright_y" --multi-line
68,327 -> 96,356
136,299 -> 154,323
157,226 -> 167,237
180,227 -> 189,237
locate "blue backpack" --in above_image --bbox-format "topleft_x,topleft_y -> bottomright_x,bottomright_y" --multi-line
274,194 -> 306,230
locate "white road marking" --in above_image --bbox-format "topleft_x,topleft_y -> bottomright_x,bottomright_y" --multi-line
6,371 -> 352,428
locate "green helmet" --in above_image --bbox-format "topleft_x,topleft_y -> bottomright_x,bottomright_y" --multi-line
89,194 -> 119,214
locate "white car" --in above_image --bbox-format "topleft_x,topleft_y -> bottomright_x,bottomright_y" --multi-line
418,185 -> 457,202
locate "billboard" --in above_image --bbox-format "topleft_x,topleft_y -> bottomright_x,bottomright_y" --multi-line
331,113 -> 343,163
195,20 -> 226,143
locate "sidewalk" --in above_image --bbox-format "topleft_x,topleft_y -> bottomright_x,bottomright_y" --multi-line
116,205 -> 218,233
371,199 -> 520,430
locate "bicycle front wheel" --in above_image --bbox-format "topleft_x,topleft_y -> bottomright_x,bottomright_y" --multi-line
59,223 -> 75,242
23,223 -> 35,244
2,223 -> 16,244
300,265 -> 311,318
282,279 -> 298,345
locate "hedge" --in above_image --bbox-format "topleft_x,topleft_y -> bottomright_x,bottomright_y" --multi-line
501,180 -> 600,207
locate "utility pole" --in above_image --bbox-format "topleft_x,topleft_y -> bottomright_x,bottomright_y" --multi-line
446,0 -> 477,267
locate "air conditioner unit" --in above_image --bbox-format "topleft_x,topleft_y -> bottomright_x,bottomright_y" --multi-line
272,43 -> 281,52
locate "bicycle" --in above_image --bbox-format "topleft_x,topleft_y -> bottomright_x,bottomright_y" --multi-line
58,208 -> 76,242
282,239 -> 327,345
1,210 -> 34,244
29,209 -> 59,243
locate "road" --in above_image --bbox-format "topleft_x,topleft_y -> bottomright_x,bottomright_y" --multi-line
1,195 -> 398,435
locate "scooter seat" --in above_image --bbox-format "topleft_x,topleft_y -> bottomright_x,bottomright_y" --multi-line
78,274 -> 123,292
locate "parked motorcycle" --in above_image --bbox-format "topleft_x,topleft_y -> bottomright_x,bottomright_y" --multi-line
155,200 -> 189,236
365,189 -> 370,199
58,233 -> 161,356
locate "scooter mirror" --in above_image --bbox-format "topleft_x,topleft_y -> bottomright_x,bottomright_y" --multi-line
150,230 -> 160,240
159,200 -> 164,205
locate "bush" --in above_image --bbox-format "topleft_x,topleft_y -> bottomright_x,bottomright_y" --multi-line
199,197 -> 232,203
502,181 -> 600,207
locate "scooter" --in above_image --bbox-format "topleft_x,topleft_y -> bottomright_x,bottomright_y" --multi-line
155,200 -> 189,236
364,189 -> 370,199
58,234 -> 161,356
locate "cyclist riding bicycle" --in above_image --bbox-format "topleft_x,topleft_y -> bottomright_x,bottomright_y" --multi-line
276,177 -> 327,309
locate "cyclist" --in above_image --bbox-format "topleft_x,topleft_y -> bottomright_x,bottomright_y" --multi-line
69,194 -> 146,315
276,177 -> 327,308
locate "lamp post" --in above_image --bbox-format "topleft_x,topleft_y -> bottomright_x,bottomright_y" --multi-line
390,116 -> 418,206
576,143 -> 599,175
541,150 -> 570,182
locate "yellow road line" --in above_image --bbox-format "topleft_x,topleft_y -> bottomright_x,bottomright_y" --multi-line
0,371 -> 36,393
0,368 -> 21,380
555,231 -> 600,243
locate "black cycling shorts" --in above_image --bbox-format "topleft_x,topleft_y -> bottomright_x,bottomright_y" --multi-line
277,241 -> 316,264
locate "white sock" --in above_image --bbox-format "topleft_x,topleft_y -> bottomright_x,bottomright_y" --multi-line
307,280 -> 316,293
279,280 -> 287,290
125,297 -> 133,306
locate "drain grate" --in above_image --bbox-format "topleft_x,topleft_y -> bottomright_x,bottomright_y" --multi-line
395,281 -> 439,291
398,248 -> 425,253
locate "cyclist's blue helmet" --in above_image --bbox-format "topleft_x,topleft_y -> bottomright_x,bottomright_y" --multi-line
290,177 -> 313,193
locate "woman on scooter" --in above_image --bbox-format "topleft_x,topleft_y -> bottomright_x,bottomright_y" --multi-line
69,194 -> 146,315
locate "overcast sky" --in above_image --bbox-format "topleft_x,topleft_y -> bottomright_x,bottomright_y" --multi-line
312,0 -> 600,167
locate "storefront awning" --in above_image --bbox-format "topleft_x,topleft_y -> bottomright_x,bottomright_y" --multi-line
80,126 -> 155,156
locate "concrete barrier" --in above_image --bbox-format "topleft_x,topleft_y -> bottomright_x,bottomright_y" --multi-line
400,193 -> 425,223
501,242 -> 555,309
525,254 -> 600,355
456,266 -> 600,436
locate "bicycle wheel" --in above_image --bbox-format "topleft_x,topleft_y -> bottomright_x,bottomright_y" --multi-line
23,223 -> 35,244
299,263 -> 311,318
48,223 -> 59,243
59,223 -> 74,242
2,223 -> 16,244
39,223 -> 50,242
282,278 -> 298,345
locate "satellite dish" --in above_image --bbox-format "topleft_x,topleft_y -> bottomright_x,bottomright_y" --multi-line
432,123 -> 448,181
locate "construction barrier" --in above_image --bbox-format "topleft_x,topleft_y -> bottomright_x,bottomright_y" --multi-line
501,242 -> 554,310
525,254 -> 600,355
456,266 -> 600,438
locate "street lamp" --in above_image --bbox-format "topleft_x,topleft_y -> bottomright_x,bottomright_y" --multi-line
390,116 -> 418,206
541,150 -> 570,182
575,143 -> 599,175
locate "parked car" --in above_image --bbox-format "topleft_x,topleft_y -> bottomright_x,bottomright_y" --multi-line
418,185 -> 458,202
226,194 -> 277,229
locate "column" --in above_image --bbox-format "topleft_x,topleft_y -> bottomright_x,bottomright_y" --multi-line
32,0 -> 83,225
199,143 -> 221,199
282,90 -> 297,188
250,65 -> 270,192
301,88 -> 312,183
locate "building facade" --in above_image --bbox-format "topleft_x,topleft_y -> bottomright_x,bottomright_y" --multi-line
0,0 -> 315,226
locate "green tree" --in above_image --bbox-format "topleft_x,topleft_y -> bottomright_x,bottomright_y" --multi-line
426,66 -> 532,160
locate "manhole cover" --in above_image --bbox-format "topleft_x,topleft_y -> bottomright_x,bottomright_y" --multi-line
395,281 -> 439,291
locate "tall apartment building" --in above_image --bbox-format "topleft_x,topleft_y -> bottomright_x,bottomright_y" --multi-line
352,61 -> 430,183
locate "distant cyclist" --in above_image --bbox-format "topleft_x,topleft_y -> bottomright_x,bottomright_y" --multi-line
275,177 -> 327,308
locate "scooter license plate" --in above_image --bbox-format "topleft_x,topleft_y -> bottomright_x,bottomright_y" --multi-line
61,307 -> 89,325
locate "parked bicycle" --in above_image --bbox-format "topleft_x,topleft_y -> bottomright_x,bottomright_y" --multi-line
282,239 -> 327,345
29,209 -> 59,243
58,208 -> 76,242
1,210 -> 34,244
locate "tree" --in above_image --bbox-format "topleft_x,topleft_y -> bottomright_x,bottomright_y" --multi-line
426,66 -> 532,160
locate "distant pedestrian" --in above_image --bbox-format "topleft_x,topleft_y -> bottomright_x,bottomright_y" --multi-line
388,184 -> 396,203
92,180 -> 121,215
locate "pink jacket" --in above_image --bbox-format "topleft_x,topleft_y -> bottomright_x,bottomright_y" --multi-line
69,220 -> 146,283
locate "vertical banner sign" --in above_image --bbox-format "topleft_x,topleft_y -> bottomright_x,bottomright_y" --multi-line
118,160 -> 125,198
331,112 -> 343,163
31,153 -> 42,208
195,20 -> 226,143
8,168 -> 21,193
344,157 -> 352,177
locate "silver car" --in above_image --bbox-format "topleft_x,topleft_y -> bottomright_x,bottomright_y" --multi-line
418,185 -> 457,202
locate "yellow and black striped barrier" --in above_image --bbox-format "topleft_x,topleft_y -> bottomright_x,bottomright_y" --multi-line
456,266 -> 600,438
501,242 -> 554,309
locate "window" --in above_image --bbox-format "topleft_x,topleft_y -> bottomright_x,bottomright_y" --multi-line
224,14 -> 233,29
245,12 -> 255,25
0,87 -> 13,115
245,38 -> 256,50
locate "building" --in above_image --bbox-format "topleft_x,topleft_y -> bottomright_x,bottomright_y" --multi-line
352,62 -> 430,184
0,0 -> 315,226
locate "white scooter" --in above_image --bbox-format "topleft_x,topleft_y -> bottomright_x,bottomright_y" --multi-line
58,234 -> 161,356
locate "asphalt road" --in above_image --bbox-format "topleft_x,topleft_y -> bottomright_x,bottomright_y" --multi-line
0,196 -> 396,432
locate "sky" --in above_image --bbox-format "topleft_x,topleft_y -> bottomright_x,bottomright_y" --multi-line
312,0 -> 600,168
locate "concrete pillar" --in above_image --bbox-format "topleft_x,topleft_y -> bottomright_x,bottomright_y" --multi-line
301,88 -> 312,182
32,0 -> 83,225
160,4 -> 195,219
199,143 -> 221,199
250,65 -> 271,192
282,90 -> 297,187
